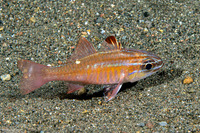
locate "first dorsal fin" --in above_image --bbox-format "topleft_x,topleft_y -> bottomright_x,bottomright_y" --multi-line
70,36 -> 97,60
99,36 -> 122,52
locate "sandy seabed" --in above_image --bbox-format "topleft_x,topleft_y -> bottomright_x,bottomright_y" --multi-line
0,0 -> 199,132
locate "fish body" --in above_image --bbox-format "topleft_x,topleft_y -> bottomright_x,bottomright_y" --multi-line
18,36 -> 163,101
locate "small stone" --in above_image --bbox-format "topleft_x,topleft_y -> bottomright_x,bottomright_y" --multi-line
159,121 -> 167,126
143,28 -> 148,32
5,57 -> 10,61
96,17 -> 104,23
0,34 -> 3,40
81,32 -> 87,35
87,29 -> 91,35
1,74 -> 11,81
183,76 -> 193,84
159,29 -> 164,33
146,121 -> 154,128
30,16 -> 36,23
100,29 -> 105,34
85,21 -> 88,25
113,27 -> 118,32
100,13 -> 104,17
82,110 -> 89,114
0,26 -> 3,31
187,88 -> 196,93
98,101 -> 102,105
2,42 -> 7,47
77,87 -> 86,95
111,4 -> 115,8
58,60 -> 63,65
137,122 -> 145,127
6,120 -> 12,124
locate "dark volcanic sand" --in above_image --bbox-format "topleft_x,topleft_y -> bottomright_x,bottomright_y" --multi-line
0,0 -> 199,132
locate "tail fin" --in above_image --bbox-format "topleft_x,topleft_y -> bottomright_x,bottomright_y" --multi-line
17,60 -> 49,94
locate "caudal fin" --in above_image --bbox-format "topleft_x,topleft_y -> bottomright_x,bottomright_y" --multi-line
17,60 -> 49,94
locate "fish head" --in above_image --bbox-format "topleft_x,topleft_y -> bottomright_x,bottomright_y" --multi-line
124,49 -> 163,83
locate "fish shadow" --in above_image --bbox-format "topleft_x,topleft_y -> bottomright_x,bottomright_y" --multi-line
58,89 -> 105,101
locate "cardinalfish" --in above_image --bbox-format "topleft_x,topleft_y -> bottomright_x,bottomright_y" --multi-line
17,36 -> 163,101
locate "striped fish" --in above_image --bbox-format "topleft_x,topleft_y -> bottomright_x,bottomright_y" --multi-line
17,36 -> 163,101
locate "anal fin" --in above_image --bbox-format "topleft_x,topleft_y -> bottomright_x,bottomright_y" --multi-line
67,83 -> 85,94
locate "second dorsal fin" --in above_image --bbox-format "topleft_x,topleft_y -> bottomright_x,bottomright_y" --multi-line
99,36 -> 122,52
70,37 -> 97,60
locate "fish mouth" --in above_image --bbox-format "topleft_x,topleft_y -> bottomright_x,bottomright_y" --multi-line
153,59 -> 164,72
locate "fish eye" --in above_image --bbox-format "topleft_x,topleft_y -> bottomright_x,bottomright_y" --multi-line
145,63 -> 152,70
142,60 -> 154,70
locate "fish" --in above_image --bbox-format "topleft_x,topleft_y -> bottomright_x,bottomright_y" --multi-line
17,36 -> 163,101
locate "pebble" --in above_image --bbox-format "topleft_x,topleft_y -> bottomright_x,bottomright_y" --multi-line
137,122 -> 145,127
0,34 -> 3,40
1,74 -> 11,81
81,32 -> 87,35
30,16 -> 36,23
77,88 -> 87,95
146,121 -> 154,128
95,17 -> 104,23
159,121 -> 167,126
100,29 -> 105,34
0,26 -> 3,31
183,76 -> 193,84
